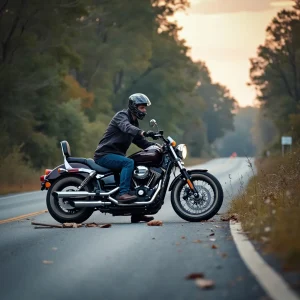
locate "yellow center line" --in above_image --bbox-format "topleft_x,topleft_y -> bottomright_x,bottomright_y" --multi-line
0,210 -> 48,225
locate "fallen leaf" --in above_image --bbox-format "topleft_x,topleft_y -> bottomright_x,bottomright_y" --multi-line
43,260 -> 53,264
99,224 -> 111,228
192,240 -> 202,243
147,220 -> 163,226
211,244 -> 218,249
195,278 -> 215,289
209,232 -> 215,236
185,273 -> 204,280
175,242 -> 181,246
221,213 -> 238,222
181,236 -> 186,239
85,222 -> 99,227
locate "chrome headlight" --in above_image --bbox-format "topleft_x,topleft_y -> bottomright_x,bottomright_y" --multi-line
176,144 -> 187,159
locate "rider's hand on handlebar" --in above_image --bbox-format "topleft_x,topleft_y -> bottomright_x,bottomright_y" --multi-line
143,130 -> 159,140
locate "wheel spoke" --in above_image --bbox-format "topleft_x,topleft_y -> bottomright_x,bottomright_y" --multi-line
179,179 -> 215,216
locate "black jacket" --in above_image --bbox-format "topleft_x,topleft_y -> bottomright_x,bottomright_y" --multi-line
94,109 -> 154,160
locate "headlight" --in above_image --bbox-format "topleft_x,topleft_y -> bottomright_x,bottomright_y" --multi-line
176,144 -> 187,159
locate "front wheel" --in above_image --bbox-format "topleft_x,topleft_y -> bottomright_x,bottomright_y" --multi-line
171,172 -> 223,222
46,176 -> 94,223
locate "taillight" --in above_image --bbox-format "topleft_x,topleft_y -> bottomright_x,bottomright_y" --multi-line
40,175 -> 46,182
45,169 -> 52,175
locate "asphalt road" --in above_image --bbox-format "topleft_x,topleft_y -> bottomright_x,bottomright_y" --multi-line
0,157 -> 271,300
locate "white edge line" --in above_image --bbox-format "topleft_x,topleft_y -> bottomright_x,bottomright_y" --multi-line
0,191 -> 41,200
230,220 -> 299,300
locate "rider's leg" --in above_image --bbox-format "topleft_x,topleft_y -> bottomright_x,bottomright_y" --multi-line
95,154 -> 135,196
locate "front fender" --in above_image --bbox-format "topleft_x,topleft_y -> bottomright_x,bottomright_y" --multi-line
168,169 -> 207,191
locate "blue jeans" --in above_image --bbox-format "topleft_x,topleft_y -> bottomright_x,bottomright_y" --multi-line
95,154 -> 134,196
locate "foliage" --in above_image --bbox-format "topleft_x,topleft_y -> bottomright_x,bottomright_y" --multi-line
229,150 -> 300,269
249,2 -> 300,144
0,0 -> 237,179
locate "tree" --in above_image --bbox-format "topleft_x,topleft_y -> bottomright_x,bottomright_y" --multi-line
249,7 -> 300,134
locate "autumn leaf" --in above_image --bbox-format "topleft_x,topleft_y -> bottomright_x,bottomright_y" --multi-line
221,214 -> 238,221
99,224 -> 111,228
85,223 -> 99,227
192,240 -> 202,243
181,236 -> 186,239
185,273 -> 204,280
195,278 -> 215,289
211,244 -> 218,249
147,220 -> 163,226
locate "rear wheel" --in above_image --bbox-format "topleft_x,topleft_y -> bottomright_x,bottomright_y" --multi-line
171,172 -> 223,222
46,176 -> 94,223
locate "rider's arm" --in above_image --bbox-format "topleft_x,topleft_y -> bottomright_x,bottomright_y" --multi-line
132,134 -> 155,149
113,112 -> 142,136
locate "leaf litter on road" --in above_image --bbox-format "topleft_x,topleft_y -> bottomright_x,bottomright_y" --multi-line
195,279 -> 215,289
147,220 -> 163,226
186,273 -> 215,290
31,221 -> 112,228
185,273 -> 204,280
192,240 -> 202,243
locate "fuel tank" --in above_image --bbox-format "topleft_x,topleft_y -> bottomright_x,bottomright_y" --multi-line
128,145 -> 163,167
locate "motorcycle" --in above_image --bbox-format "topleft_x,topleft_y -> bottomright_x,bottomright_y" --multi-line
40,119 -> 223,223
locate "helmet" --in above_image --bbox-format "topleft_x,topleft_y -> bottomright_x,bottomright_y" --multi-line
128,93 -> 151,120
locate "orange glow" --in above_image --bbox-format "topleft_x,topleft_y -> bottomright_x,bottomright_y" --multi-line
174,0 -> 294,107
45,182 -> 51,188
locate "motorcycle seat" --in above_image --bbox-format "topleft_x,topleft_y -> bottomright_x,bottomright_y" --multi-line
67,157 -> 112,174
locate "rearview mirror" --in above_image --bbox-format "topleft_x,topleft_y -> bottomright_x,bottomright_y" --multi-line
149,119 -> 157,128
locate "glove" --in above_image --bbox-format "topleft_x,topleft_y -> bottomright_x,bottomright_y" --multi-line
143,130 -> 159,140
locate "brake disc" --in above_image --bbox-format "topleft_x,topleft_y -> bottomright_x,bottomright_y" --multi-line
184,185 -> 212,210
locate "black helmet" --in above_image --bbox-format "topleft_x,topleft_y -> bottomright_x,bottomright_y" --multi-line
128,93 -> 151,120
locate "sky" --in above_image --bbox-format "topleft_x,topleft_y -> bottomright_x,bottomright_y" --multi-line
173,0 -> 295,107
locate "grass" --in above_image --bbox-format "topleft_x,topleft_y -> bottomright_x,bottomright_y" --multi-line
228,148 -> 300,269
0,149 -> 41,195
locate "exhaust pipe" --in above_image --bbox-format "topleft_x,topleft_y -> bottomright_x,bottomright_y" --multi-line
53,187 -> 119,199
108,180 -> 162,206
72,201 -> 112,207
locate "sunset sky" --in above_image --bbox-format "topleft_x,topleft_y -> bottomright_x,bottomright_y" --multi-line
174,0 -> 295,107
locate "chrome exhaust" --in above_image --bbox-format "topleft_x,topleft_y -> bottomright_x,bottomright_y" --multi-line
72,201 -> 112,207
108,180 -> 162,206
53,187 -> 119,199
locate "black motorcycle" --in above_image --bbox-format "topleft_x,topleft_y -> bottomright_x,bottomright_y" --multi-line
40,119 -> 223,223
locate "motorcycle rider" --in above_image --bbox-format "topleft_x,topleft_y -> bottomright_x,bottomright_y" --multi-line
94,93 -> 158,223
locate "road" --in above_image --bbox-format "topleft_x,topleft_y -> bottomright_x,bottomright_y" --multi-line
0,157 -> 277,300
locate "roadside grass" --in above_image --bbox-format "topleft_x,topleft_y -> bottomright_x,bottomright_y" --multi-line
228,148 -> 300,269
0,149 -> 41,195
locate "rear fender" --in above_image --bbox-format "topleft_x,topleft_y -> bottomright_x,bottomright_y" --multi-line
46,163 -> 91,181
168,169 -> 208,191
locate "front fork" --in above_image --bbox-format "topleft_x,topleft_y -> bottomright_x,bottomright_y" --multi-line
181,168 -> 199,198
